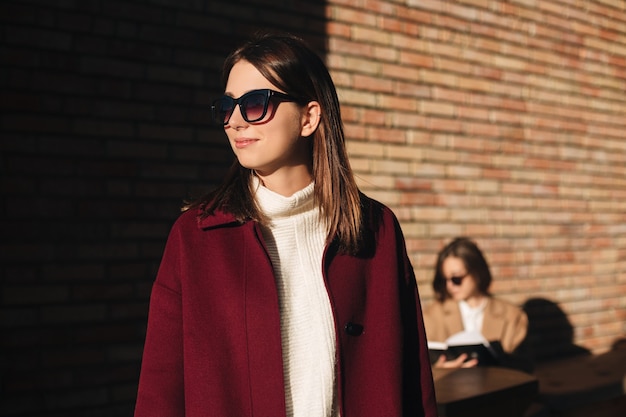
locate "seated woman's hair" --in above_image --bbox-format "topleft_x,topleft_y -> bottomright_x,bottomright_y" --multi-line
432,237 -> 493,302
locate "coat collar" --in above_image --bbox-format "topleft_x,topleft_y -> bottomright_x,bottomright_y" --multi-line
441,299 -> 464,336
442,296 -> 506,317
481,298 -> 508,341
195,208 -> 243,230
192,193 -> 383,231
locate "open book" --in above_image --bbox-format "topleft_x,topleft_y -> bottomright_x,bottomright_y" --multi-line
427,330 -> 503,366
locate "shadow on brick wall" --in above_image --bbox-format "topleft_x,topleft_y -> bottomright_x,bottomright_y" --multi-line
520,297 -> 591,364
0,1 -> 328,416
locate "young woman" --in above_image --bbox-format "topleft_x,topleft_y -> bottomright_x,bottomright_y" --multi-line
423,237 -> 528,368
134,32 -> 437,417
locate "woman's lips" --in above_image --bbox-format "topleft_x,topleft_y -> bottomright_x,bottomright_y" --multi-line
234,138 -> 258,149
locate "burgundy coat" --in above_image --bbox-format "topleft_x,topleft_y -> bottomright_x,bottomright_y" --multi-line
134,196 -> 437,417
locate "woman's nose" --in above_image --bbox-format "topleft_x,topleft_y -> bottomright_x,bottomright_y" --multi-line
227,103 -> 247,129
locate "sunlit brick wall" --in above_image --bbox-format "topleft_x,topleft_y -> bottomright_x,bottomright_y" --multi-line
326,0 -> 626,353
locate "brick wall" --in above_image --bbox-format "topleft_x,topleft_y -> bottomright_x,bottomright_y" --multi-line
1,0 -> 624,416
325,0 -> 625,358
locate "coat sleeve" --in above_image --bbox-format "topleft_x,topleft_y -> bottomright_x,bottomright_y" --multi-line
134,222 -> 185,417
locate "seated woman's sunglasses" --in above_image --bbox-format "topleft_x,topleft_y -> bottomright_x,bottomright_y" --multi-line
443,273 -> 469,286
211,88 -> 301,126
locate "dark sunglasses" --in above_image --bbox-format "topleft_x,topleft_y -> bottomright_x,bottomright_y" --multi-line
444,273 -> 469,286
211,88 -> 300,126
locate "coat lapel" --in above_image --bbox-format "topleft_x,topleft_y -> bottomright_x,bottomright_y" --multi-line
243,221 -> 287,417
481,299 -> 507,342
442,299 -> 464,336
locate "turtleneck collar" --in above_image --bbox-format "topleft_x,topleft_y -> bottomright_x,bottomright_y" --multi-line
252,175 -> 316,219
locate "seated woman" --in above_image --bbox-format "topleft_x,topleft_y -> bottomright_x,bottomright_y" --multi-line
423,237 -> 528,369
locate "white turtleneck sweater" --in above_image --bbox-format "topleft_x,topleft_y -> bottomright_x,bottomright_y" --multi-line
253,177 -> 338,417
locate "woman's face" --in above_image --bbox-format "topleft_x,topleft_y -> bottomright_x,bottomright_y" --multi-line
223,60 -> 315,184
441,256 -> 482,302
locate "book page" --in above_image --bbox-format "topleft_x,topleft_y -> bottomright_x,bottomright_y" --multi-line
445,330 -> 490,347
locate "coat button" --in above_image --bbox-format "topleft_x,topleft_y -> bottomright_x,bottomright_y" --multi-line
345,322 -> 364,336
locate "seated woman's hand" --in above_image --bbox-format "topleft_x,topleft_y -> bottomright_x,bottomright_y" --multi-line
434,353 -> 478,368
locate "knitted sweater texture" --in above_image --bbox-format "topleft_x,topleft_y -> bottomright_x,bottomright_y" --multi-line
254,179 -> 338,417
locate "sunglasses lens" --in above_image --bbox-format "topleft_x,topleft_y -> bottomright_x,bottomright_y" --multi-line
242,92 -> 268,122
213,97 -> 234,125
444,275 -> 465,285
212,89 -> 292,125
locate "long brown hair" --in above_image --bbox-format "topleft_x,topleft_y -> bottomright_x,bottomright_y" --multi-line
192,32 -> 363,254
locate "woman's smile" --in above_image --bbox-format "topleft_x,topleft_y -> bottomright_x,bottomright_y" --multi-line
234,137 -> 259,148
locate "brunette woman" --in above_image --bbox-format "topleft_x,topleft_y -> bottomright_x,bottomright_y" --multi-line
134,32 -> 437,417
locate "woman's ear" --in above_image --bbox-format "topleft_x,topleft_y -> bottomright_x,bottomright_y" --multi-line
300,101 -> 321,137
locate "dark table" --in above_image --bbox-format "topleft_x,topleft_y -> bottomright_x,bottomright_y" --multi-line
532,347 -> 626,417
433,366 -> 538,417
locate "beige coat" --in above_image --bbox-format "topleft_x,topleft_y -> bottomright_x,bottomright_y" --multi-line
423,297 -> 528,353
